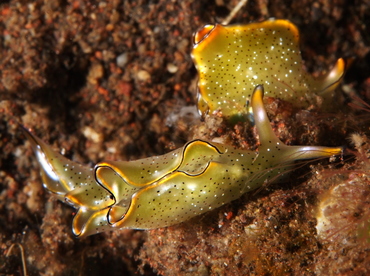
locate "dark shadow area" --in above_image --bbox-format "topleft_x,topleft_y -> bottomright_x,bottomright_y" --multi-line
27,45 -> 89,134
344,51 -> 370,87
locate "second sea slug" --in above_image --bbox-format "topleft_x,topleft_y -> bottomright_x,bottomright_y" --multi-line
192,19 -> 346,119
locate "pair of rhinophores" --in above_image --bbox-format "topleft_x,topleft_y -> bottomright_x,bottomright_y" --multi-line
23,19 -> 346,237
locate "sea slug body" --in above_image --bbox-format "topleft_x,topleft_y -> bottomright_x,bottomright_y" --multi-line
23,85 -> 342,237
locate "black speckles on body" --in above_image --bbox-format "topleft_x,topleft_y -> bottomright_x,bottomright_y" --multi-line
110,138 -> 286,230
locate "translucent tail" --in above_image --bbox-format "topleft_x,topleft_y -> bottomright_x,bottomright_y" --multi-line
22,127 -> 115,236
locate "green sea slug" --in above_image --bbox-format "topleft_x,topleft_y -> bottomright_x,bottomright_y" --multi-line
192,19 -> 346,118
23,85 -> 342,237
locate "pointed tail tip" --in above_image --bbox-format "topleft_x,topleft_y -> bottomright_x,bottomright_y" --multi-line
328,146 -> 343,157
318,145 -> 343,157
251,84 -> 265,108
19,124 -> 43,151
291,145 -> 343,162
319,57 -> 350,94
252,84 -> 264,97
317,146 -> 343,162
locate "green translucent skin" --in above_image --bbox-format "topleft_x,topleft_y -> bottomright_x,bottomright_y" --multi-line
192,19 -> 346,118
24,85 -> 342,237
